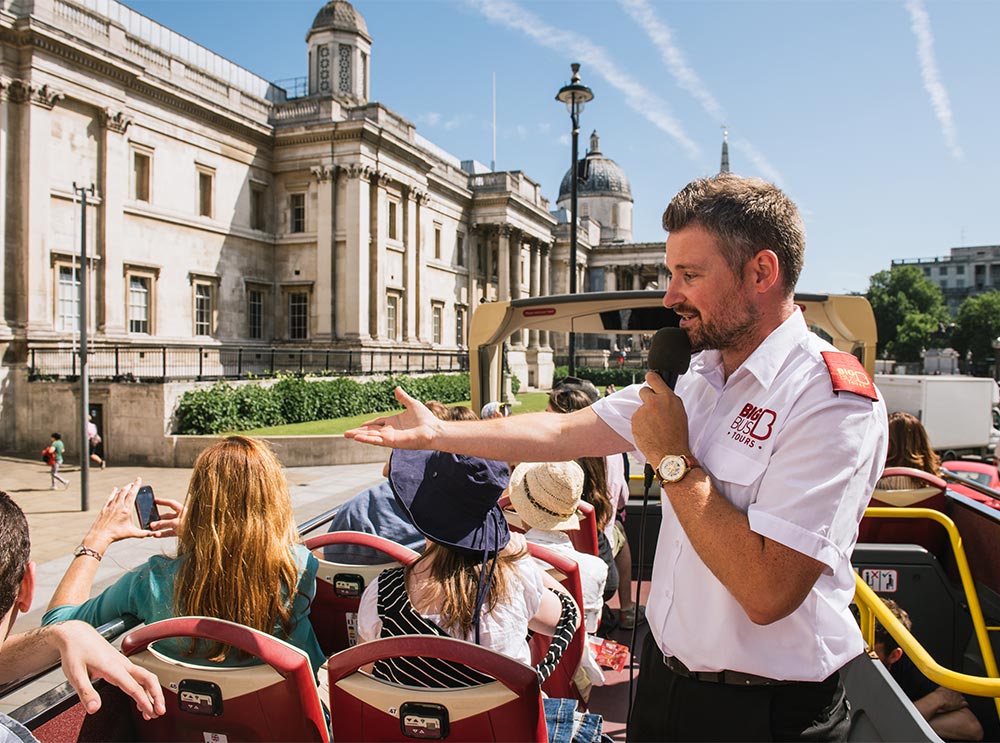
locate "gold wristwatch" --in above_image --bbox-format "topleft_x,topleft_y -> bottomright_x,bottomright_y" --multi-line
655,454 -> 700,485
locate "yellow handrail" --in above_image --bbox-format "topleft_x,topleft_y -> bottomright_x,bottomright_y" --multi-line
857,506 -> 1000,720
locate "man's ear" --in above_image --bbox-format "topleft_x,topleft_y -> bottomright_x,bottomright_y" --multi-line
888,647 -> 904,667
15,562 -> 35,614
746,249 -> 781,294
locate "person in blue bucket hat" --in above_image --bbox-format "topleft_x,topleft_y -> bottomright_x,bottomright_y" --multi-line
355,448 -> 581,689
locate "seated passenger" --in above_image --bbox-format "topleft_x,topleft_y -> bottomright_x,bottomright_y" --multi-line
321,397 -> 459,563
356,449 -> 580,688
873,598 -> 983,741
1,491 -> 164,740
42,436 -> 325,675
448,405 -> 478,421
507,460 -> 608,634
877,411 -> 942,488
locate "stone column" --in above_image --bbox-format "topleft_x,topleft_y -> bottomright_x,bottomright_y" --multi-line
604,266 -> 617,292
368,171 -> 390,339
497,224 -> 511,301
13,81 -> 63,335
467,221 -> 479,318
658,264 -> 668,292
341,163 -> 373,342
540,243 -> 551,349
632,265 -> 642,290
528,240 -> 540,348
413,188 -> 429,341
310,164 -> 337,342
98,109 -> 132,339
0,82 -> 8,338
402,185 -> 412,341
509,230 -> 524,348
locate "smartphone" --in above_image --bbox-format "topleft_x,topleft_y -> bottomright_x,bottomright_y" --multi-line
135,485 -> 161,531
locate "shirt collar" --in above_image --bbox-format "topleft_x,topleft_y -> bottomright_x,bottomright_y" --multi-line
688,308 -> 808,390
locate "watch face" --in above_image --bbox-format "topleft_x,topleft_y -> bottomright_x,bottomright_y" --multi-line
658,455 -> 686,483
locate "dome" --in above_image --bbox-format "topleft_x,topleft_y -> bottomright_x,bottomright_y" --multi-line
557,131 -> 632,202
310,0 -> 369,37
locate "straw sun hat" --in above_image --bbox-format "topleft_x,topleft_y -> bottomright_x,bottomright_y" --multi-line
507,460 -> 584,531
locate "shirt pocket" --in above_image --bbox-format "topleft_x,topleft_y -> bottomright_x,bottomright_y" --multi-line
702,446 -> 767,511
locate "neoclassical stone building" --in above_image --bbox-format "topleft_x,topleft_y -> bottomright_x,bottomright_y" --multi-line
0,0 -> 665,456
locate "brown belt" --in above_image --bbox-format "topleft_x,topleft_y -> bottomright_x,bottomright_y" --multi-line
662,654 -> 785,686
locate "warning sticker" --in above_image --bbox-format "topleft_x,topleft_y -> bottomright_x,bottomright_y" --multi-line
203,734 -> 228,743
861,568 -> 898,593
346,611 -> 358,647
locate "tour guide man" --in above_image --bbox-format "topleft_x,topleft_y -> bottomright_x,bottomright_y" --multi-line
346,174 -> 888,742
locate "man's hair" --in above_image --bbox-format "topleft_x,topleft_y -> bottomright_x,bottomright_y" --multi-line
662,174 -> 805,294
51,432 -> 61,440
0,491 -> 30,617
874,597 -> 912,654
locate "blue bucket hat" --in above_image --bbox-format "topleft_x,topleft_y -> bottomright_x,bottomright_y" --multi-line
388,449 -> 511,558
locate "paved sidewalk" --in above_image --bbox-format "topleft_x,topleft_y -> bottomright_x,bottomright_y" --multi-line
0,454 -> 388,632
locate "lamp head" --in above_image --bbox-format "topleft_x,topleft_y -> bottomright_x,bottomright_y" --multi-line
555,62 -> 594,114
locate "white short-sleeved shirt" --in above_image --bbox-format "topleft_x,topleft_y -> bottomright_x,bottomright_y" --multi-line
524,528 -> 609,633
356,554 -> 546,666
591,310 -> 888,681
603,453 -> 630,544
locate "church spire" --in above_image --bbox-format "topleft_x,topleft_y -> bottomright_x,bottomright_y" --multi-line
720,125 -> 730,174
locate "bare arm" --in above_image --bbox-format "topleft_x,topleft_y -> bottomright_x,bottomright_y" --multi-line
0,622 -> 165,719
914,688 -> 983,741
346,386 -> 629,462
527,570 -> 580,636
48,480 -> 154,610
632,373 -> 825,625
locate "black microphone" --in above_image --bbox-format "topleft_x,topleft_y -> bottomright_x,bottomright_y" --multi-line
642,327 -> 692,490
646,327 -> 692,389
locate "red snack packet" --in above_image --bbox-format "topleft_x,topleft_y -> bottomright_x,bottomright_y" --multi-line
589,637 -> 630,672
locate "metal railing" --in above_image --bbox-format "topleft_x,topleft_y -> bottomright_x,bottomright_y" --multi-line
28,344 -> 469,382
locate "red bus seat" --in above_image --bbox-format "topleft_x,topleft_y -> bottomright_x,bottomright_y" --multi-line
303,531 -> 420,656
525,542 -> 588,708
121,616 -> 328,743
499,494 -> 600,557
325,635 -> 547,742
860,467 -> 949,556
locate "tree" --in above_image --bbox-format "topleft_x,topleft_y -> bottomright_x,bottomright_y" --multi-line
866,266 -> 949,362
953,291 -> 1000,365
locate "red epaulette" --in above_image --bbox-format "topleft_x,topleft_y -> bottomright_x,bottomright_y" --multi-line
821,351 -> 878,401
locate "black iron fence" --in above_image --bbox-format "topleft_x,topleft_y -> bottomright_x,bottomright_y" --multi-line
28,344 -> 469,382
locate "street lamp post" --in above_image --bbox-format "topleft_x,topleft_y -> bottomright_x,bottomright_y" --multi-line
556,63 -> 593,376
74,182 -> 95,512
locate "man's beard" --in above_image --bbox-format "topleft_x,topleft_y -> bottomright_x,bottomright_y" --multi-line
679,300 -> 760,353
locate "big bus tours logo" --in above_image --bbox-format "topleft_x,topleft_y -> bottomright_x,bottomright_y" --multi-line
729,403 -> 776,450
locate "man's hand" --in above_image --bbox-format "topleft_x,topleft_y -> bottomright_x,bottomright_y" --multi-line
50,622 -> 165,719
632,372 -> 691,463
344,387 -> 442,449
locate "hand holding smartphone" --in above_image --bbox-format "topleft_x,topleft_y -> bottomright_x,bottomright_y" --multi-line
134,485 -> 162,531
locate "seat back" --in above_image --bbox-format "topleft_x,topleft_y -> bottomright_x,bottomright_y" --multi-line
860,467 -> 949,556
304,531 -> 420,656
121,617 -> 328,743
326,635 -> 547,742
499,495 -> 600,557
525,542 -> 588,708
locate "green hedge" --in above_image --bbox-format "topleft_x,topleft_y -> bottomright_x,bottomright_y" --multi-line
552,366 -> 647,389
174,372 -> 471,435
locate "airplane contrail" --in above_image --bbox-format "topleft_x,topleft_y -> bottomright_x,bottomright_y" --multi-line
618,0 -> 786,186
464,0 -> 700,159
905,0 -> 962,159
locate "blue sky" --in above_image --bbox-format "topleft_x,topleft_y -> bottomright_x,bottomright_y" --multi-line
125,0 -> 1000,296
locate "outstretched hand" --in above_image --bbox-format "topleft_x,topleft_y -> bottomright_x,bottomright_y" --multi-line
84,479 -> 154,553
344,387 -> 442,449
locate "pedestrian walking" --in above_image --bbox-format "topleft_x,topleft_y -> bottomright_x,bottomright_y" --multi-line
87,416 -> 106,470
44,432 -> 70,490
